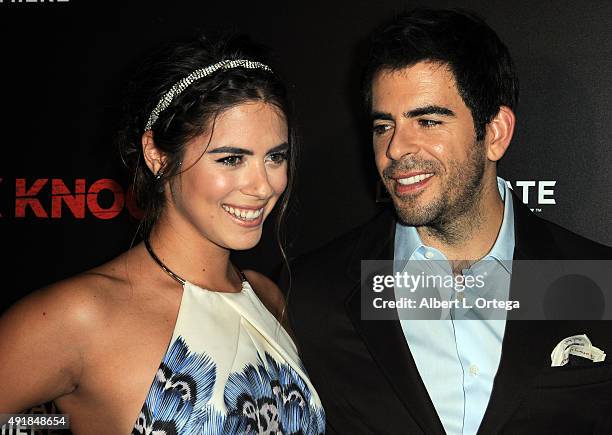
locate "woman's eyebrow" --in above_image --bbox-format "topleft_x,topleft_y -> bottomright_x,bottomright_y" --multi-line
207,142 -> 289,155
266,142 -> 289,154
207,146 -> 253,155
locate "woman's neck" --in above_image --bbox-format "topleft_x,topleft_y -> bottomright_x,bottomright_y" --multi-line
145,211 -> 241,292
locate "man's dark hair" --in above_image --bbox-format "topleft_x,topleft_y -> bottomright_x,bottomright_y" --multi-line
363,9 -> 519,140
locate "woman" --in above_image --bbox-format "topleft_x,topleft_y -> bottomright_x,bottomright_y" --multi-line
0,35 -> 325,434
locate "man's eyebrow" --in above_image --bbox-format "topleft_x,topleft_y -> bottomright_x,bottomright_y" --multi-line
371,111 -> 394,122
207,146 -> 253,155
370,106 -> 455,122
404,105 -> 455,118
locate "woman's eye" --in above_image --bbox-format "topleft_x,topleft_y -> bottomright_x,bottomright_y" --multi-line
418,119 -> 442,128
217,155 -> 243,166
373,124 -> 392,136
266,152 -> 288,165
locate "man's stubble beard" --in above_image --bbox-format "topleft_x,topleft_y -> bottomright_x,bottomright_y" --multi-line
389,140 -> 487,245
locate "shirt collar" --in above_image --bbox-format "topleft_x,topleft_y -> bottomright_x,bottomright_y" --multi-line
486,177 -> 515,270
394,177 -> 515,271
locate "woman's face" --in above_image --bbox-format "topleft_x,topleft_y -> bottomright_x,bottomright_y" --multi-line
166,101 -> 289,250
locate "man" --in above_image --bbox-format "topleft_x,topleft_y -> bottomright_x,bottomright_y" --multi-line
287,9 -> 612,435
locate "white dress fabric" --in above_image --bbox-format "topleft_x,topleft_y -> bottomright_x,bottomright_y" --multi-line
131,279 -> 325,435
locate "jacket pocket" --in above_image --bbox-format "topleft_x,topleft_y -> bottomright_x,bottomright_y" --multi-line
535,363 -> 612,388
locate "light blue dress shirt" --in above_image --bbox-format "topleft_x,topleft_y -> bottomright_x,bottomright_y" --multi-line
394,177 -> 515,435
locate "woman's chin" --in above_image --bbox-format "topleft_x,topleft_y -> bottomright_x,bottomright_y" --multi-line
225,232 -> 264,251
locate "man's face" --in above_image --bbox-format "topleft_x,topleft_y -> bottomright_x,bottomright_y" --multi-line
371,61 -> 488,229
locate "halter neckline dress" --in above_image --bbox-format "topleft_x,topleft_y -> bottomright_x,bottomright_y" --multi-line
131,278 -> 325,435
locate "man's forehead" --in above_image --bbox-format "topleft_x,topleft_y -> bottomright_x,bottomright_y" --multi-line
371,62 -> 463,109
373,61 -> 456,88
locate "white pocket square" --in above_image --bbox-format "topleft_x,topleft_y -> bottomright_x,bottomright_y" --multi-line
550,334 -> 606,367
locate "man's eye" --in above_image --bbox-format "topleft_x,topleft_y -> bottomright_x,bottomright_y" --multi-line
217,155 -> 243,166
418,119 -> 442,128
266,152 -> 288,165
373,124 -> 392,135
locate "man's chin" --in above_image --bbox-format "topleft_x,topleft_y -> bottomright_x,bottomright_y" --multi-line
395,214 -> 432,227
392,197 -> 441,227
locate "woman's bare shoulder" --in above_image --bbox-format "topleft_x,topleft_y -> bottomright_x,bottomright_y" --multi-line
3,251 -> 139,336
0,253 -> 139,412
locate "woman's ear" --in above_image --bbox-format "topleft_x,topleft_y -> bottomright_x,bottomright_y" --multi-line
142,130 -> 165,174
485,106 -> 515,162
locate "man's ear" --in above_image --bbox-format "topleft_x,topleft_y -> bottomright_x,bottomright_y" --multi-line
485,106 -> 515,162
142,130 -> 165,174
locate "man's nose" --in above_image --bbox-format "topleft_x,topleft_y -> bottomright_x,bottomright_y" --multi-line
386,125 -> 421,161
242,162 -> 274,199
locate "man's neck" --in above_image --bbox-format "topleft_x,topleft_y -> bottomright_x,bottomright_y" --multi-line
417,180 -> 505,263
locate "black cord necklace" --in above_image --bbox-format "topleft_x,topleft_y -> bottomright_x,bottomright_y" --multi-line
144,238 -> 247,287
144,238 -> 186,285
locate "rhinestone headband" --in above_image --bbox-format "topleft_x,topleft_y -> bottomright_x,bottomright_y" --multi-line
144,59 -> 273,131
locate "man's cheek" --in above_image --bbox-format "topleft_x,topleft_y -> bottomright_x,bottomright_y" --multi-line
432,143 -> 444,154
374,154 -> 388,174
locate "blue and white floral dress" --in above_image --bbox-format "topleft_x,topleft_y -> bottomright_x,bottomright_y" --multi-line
131,278 -> 325,435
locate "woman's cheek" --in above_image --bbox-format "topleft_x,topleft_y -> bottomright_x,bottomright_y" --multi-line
272,167 -> 288,196
205,170 -> 235,196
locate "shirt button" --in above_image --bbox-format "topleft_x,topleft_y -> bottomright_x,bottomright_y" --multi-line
469,364 -> 480,376
424,251 -> 435,259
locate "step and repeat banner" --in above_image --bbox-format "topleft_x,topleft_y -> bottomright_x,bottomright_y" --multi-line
1,1 -> 611,434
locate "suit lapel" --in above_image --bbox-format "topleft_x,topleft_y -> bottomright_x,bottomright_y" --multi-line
342,197 -> 560,434
478,194 -> 560,434
344,208 -> 446,435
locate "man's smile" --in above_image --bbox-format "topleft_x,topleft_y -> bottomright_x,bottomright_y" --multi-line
396,172 -> 434,186
389,171 -> 435,196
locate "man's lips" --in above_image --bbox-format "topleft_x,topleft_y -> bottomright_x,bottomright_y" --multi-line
390,172 -> 435,195
392,171 -> 435,185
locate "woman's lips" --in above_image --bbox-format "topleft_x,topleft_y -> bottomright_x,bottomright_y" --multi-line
221,204 -> 265,228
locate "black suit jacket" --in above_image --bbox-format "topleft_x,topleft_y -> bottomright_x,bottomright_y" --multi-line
287,195 -> 612,434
